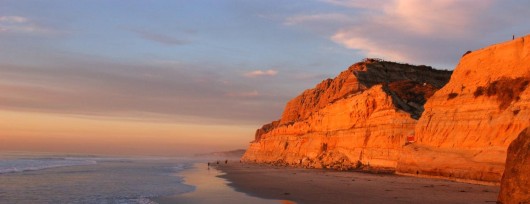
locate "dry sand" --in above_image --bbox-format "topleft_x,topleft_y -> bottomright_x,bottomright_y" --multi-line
215,162 -> 499,204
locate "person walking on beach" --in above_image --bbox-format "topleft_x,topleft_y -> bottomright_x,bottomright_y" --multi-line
225,160 -> 228,164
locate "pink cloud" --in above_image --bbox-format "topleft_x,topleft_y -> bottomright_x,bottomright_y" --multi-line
291,0 -> 529,67
244,69 -> 278,78
329,0 -> 495,63
0,16 -> 29,23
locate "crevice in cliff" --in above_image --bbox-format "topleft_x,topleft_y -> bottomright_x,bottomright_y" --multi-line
381,80 -> 439,119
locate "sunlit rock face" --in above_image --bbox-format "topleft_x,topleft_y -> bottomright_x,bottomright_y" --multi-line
498,127 -> 530,204
397,35 -> 530,184
243,35 -> 530,184
242,59 -> 452,171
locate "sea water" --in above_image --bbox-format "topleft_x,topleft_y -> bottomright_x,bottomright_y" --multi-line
0,152 -> 195,203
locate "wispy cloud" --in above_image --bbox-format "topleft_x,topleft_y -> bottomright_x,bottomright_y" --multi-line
321,0 -> 389,9
244,69 -> 278,78
0,16 -> 29,23
327,0 -> 495,65
130,29 -> 189,45
226,90 -> 259,98
0,57 -> 289,125
291,0 -> 530,67
284,13 -> 353,26
0,15 -> 52,34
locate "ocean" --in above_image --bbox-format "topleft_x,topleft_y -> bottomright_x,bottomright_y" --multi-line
0,152 -> 195,203
0,152 -> 289,204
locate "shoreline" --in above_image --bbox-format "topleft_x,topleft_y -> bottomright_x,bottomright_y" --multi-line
215,162 -> 500,204
153,162 -> 294,204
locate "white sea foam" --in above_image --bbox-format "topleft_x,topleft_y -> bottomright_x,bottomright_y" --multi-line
0,155 -> 196,203
0,158 -> 97,174
113,197 -> 159,204
172,163 -> 189,171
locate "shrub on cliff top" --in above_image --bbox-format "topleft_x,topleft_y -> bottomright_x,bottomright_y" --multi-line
447,92 -> 459,100
475,77 -> 530,110
474,86 -> 485,97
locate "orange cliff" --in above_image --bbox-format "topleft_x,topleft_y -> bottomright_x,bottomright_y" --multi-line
498,127 -> 530,204
242,59 -> 452,170
397,35 -> 530,184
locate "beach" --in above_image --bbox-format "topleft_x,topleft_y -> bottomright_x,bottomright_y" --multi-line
215,162 -> 500,204
154,162 -> 294,204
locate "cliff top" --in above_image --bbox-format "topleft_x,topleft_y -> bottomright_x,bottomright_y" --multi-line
279,59 -> 452,124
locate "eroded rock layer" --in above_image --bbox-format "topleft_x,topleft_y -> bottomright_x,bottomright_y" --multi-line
243,59 -> 452,170
397,35 -> 530,184
498,127 -> 530,204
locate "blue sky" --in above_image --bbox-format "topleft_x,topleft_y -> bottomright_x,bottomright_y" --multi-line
0,0 -> 365,124
1,0 -> 530,154
2,0 -> 530,124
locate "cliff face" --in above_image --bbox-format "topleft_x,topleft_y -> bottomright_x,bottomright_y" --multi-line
397,35 -> 530,184
243,59 -> 452,170
498,127 -> 530,204
278,60 -> 451,126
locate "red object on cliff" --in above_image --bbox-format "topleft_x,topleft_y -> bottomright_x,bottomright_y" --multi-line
407,135 -> 415,143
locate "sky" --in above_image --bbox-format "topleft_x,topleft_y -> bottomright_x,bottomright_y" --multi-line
1,0 -> 529,156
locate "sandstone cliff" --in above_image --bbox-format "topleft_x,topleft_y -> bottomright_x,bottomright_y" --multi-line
498,127 -> 530,204
243,59 -> 452,170
397,35 -> 530,184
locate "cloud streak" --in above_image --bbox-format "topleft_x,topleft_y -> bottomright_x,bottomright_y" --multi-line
0,15 -> 52,34
0,16 -> 29,23
0,57 -> 289,125
293,0 -> 530,67
244,69 -> 278,78
130,29 -> 190,45
284,13 -> 353,26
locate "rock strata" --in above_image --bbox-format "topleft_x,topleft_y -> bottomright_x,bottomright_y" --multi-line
397,35 -> 530,184
243,35 -> 530,185
243,59 -> 451,170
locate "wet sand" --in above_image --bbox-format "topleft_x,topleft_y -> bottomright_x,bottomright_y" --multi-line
215,162 -> 500,204
153,163 -> 294,204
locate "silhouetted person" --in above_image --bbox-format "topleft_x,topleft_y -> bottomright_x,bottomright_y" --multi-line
216,161 -> 219,165
225,160 -> 228,164
513,35 -> 515,40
